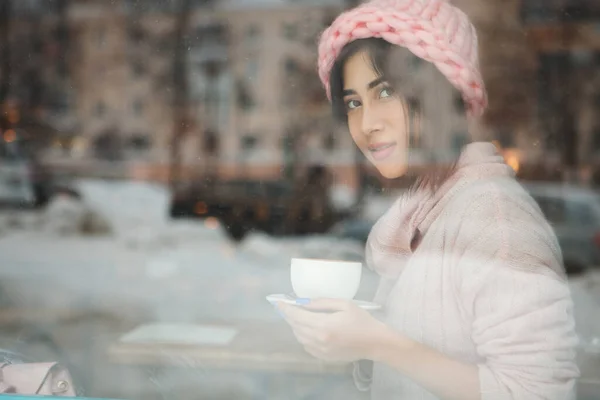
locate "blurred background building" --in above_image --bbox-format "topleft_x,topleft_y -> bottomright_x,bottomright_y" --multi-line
3,3 -> 600,397
1,0 -> 600,187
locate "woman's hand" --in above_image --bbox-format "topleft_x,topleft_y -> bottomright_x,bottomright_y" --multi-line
277,298 -> 390,363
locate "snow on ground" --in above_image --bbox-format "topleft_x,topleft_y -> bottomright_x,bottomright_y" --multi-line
0,178 -> 378,325
0,178 -> 599,350
1,179 -> 599,398
360,191 -> 403,221
0,223 -> 377,324
74,178 -> 170,231
329,184 -> 358,212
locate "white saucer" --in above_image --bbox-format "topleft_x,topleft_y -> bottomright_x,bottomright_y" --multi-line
266,294 -> 382,311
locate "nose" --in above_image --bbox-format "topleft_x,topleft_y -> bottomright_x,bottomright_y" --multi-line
361,103 -> 384,137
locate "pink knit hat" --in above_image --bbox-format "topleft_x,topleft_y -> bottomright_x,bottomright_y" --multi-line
318,0 -> 487,117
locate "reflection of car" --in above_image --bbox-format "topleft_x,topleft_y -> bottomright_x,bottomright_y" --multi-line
170,178 -> 340,241
0,157 -> 35,205
334,183 -> 600,276
169,180 -> 294,240
523,182 -> 600,275
0,142 -> 56,208
330,217 -> 374,244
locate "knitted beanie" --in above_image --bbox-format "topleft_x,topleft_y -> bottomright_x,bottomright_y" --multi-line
317,0 -> 487,117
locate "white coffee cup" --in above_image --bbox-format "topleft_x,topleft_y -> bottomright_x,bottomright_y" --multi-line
290,258 -> 362,300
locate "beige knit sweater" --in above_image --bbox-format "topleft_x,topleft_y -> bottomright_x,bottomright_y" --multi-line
357,142 -> 579,399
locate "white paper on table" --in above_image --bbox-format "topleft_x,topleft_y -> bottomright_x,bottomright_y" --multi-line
119,323 -> 238,346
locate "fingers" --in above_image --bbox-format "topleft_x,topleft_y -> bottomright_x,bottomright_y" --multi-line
276,302 -> 344,362
299,340 -> 340,363
291,324 -> 317,346
301,341 -> 323,359
289,319 -> 337,354
277,302 -> 327,329
302,298 -> 353,312
291,328 -> 329,360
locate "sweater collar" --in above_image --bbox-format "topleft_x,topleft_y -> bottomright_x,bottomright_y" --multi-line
366,141 -> 514,279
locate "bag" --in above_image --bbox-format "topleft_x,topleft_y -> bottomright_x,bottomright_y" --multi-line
0,362 -> 76,396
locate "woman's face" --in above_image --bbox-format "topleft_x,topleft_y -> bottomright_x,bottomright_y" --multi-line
342,50 -> 409,179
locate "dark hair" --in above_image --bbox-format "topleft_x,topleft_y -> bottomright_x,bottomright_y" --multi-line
328,38 -> 468,192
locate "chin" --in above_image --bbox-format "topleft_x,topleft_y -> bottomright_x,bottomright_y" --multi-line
376,165 -> 408,179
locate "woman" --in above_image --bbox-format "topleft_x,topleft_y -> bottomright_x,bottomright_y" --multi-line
277,0 -> 580,399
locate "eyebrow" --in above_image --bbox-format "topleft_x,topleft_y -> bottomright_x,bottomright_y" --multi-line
342,77 -> 387,96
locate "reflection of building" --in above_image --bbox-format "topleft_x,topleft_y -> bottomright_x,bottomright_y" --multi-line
453,0 -> 600,179
521,0 -> 600,24
67,0 -> 174,163
23,0 -> 595,185
454,0 -> 539,162
3,0 -> 77,154
519,0 -> 600,174
185,21 -> 230,174
205,1 -> 474,185
54,0 -> 353,182
182,1 -> 349,181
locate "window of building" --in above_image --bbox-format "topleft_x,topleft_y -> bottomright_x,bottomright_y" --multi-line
571,49 -> 594,66
284,58 -> 299,75
133,99 -> 144,116
93,130 -> 122,161
216,73 -> 231,128
57,62 -> 68,79
32,37 -> 43,53
97,28 -> 106,48
562,2 -> 599,22
247,24 -> 260,37
132,62 -> 145,78
196,23 -> 227,47
521,0 -> 600,24
55,24 -> 67,42
236,79 -> 256,111
203,130 -> 219,154
128,134 -> 152,151
98,65 -> 106,79
51,90 -> 70,115
95,101 -> 106,117
520,0 -> 548,24
241,135 -> 258,150
129,26 -> 144,44
245,58 -> 259,81
592,128 -> 600,151
283,22 -> 298,40
244,24 -> 260,46
282,131 -> 296,153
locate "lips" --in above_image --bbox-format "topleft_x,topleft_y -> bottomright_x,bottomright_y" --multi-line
368,142 -> 397,161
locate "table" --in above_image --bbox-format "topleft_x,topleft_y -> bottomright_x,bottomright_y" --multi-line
107,320 -> 365,400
